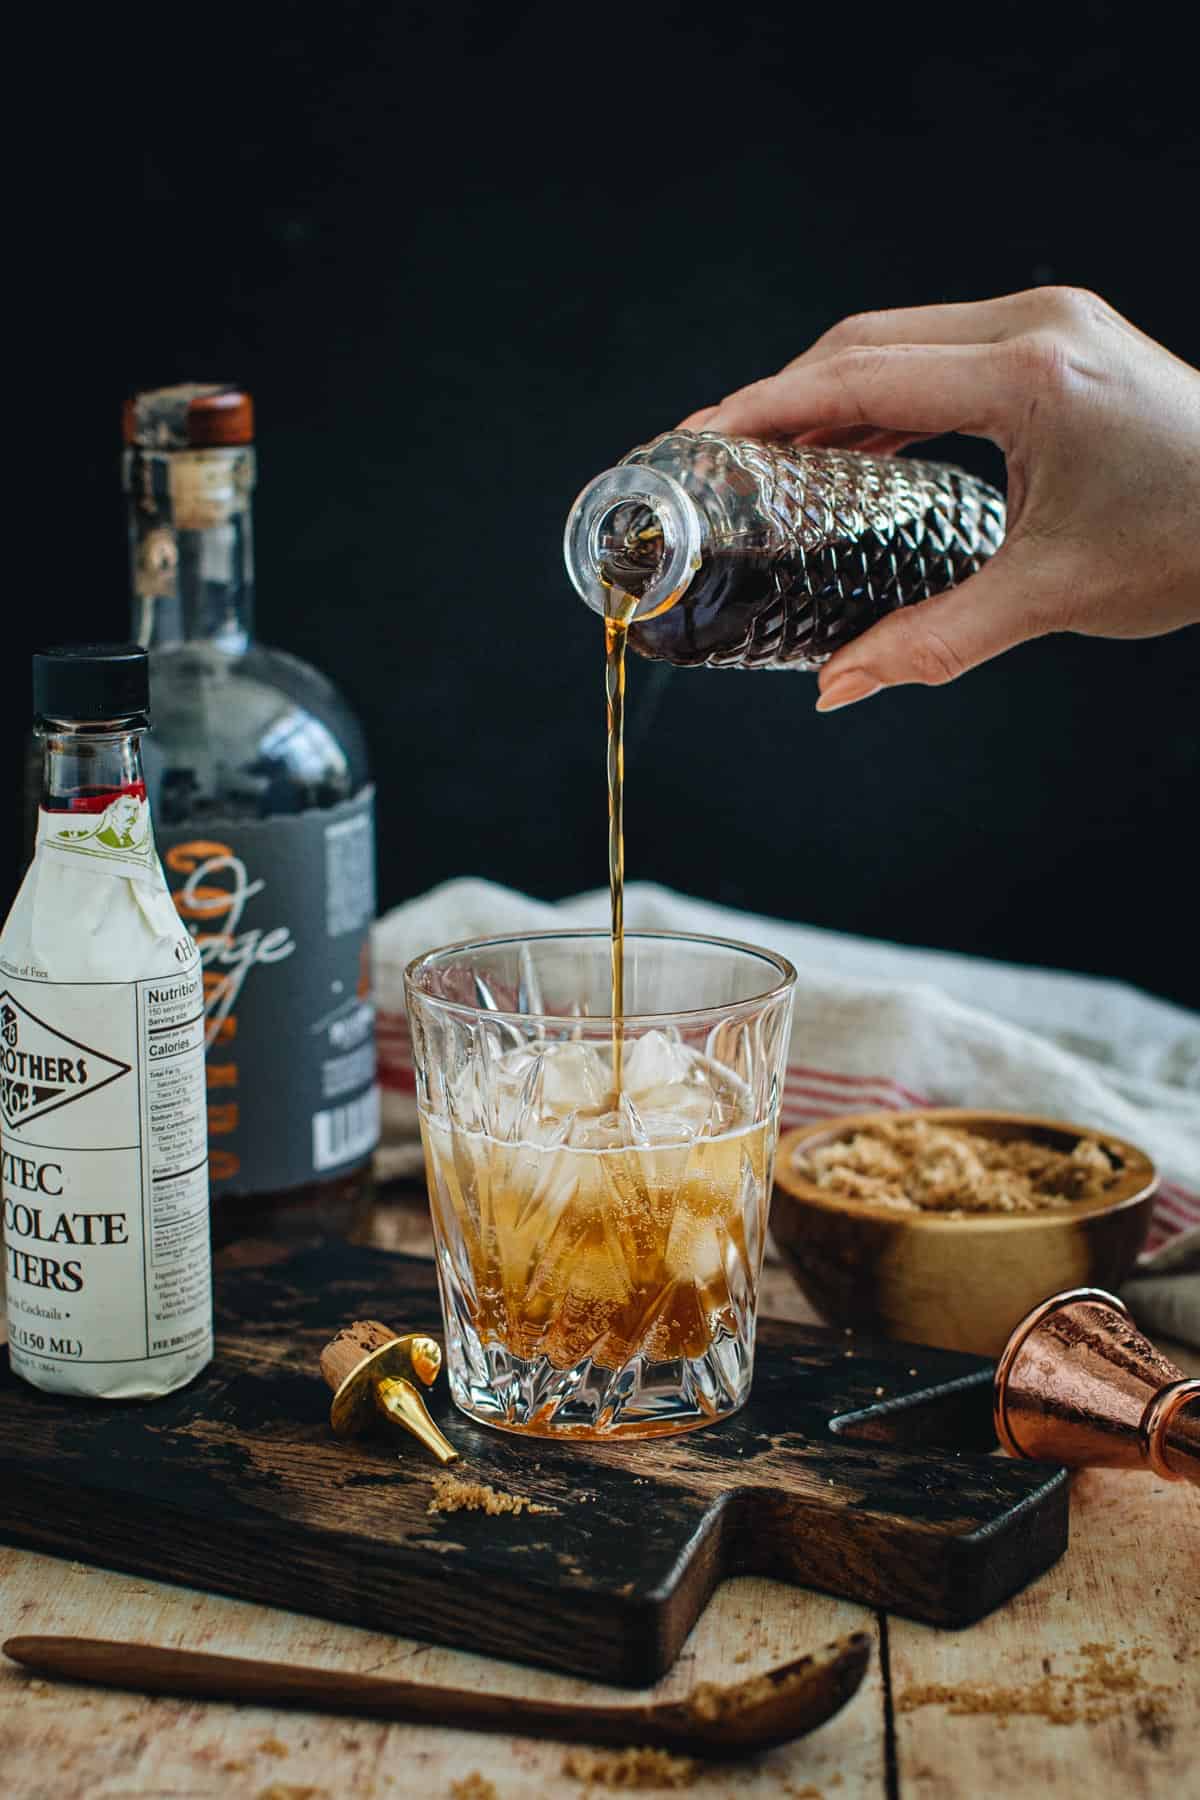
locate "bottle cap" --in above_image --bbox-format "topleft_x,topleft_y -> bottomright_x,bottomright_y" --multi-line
33,644 -> 150,722
123,384 -> 255,450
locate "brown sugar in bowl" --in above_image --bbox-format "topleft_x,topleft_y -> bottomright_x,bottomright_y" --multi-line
771,1109 -> 1157,1356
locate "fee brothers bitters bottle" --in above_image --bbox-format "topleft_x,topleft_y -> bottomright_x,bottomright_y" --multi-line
124,385 -> 378,1243
1,645 -> 212,1397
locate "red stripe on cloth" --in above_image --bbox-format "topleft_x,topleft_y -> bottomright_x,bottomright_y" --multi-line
380,1067 -> 417,1094
1156,1185 -> 1195,1213
783,1083 -> 908,1113
780,1101 -> 903,1125
1152,1198 -> 1196,1239
1144,1203 -> 1192,1254
786,1063 -> 931,1107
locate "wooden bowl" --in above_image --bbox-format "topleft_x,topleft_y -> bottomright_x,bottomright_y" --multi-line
771,1109 -> 1157,1357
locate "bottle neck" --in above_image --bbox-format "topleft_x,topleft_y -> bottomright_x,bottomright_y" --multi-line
125,446 -> 255,653
564,465 -> 703,622
39,718 -> 148,814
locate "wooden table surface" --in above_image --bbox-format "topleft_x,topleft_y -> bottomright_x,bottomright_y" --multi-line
1,1187 -> 1196,1800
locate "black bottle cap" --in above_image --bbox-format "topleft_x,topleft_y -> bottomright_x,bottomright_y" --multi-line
32,644 -> 150,722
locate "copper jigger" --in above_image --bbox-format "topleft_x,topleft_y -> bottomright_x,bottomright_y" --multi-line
993,1287 -> 1200,1483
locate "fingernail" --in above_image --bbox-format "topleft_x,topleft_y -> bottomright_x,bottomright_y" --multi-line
815,670 -> 883,713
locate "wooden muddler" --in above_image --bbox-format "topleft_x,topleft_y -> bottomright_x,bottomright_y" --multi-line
319,1320 -> 459,1465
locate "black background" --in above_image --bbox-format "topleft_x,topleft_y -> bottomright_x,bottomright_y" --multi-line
13,2 -> 1200,1007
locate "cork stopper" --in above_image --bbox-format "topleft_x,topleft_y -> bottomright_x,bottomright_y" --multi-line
320,1320 -> 402,1392
319,1319 -> 457,1465
123,384 -> 254,451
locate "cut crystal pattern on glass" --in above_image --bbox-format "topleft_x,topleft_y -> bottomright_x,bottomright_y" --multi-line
407,932 -> 795,1439
565,429 -> 1006,671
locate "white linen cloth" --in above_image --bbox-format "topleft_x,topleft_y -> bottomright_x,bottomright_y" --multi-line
374,878 -> 1200,1347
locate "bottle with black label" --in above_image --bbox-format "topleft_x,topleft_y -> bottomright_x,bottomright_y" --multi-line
123,385 -> 378,1244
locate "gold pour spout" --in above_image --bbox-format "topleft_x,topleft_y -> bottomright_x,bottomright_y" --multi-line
319,1319 -> 459,1466
993,1287 -> 1200,1483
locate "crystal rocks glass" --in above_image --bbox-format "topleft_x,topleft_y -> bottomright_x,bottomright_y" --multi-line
405,931 -> 796,1439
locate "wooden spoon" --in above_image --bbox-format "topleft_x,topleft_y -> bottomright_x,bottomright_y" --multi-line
2,1630 -> 870,1759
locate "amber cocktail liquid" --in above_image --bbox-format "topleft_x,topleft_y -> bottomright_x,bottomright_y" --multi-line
407,935 -> 794,1438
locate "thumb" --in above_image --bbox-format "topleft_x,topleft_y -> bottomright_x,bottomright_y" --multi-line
814,543 -> 1059,710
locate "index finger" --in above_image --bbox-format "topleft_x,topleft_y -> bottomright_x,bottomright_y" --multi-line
704,341 -> 1021,447
780,291 -> 1048,374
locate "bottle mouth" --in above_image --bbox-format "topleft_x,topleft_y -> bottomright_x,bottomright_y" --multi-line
564,465 -> 701,622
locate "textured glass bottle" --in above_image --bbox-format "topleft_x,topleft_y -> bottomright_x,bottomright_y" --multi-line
565,430 -> 1006,668
124,385 -> 378,1244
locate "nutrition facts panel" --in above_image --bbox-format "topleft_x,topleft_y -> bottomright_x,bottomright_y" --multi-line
1,963 -> 211,1386
137,969 -> 211,1359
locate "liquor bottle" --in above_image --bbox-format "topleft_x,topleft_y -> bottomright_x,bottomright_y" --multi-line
1,645 -> 212,1398
123,385 -> 378,1243
564,429 -> 1006,668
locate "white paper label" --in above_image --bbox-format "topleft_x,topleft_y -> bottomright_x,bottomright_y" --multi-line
2,967 -> 211,1391
1,806 -> 212,1399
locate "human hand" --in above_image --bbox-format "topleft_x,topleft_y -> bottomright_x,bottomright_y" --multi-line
684,289 -> 1200,709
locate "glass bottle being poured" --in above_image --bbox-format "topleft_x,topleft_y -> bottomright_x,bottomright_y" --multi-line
564,429 -> 1006,670
564,430 -> 1006,1103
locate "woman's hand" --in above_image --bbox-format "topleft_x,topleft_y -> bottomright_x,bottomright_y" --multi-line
684,289 -> 1200,710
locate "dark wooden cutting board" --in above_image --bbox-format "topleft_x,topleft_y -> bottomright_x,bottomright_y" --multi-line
0,1239 -> 1068,1686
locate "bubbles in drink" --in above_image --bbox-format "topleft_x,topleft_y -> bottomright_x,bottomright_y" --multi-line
422,1032 -> 769,1380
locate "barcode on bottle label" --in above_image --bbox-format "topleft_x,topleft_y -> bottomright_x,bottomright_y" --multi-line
313,1086 -> 380,1173
325,809 -> 375,939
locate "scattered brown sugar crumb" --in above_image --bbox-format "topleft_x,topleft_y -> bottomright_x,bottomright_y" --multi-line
428,1471 -> 556,1518
258,1737 -> 290,1758
795,1117 -> 1124,1214
896,1640 -> 1171,1728
687,1671 -> 776,1724
451,1776 -> 498,1800
562,1745 -> 698,1788
254,1787 -> 327,1800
